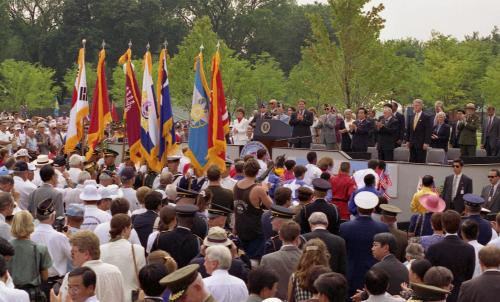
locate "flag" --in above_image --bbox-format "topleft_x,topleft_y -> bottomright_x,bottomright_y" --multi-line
86,49 -> 112,160
64,47 -> 89,154
118,48 -> 142,163
111,102 -> 119,122
157,48 -> 176,166
207,48 -> 230,171
140,49 -> 160,171
54,97 -> 60,117
185,51 -> 211,176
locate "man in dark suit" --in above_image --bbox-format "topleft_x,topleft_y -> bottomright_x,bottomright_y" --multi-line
289,99 -> 313,148
458,245 -> 500,302
379,204 -> 408,262
426,210 -> 475,302
371,233 -> 409,295
297,178 -> 340,234
441,159 -> 473,214
430,112 -> 451,152
376,104 -> 399,161
350,107 -> 374,152
450,110 -> 465,148
260,221 -> 302,300
461,194 -> 493,245
391,101 -> 405,147
406,99 -> 432,163
131,191 -> 162,248
151,204 -> 202,268
481,169 -> 500,213
339,191 -> 389,296
250,103 -> 272,128
303,212 -> 347,275
481,105 -> 500,156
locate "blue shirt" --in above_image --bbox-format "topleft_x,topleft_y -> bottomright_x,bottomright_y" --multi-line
348,186 -> 380,216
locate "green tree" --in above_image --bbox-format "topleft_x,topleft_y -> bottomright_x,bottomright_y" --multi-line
0,60 -> 60,110
247,52 -> 287,104
480,55 -> 500,107
63,63 -> 97,100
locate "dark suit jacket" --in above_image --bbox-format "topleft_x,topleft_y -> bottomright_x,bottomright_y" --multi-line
339,216 -> 389,295
372,254 -> 409,295
289,110 -> 314,144
297,199 -> 340,234
481,115 -> 500,150
442,174 -> 473,214
461,214 -> 493,245
189,256 -> 250,282
406,111 -> 432,148
351,119 -> 375,151
250,111 -> 272,127
394,112 -> 405,142
388,226 -> 408,262
151,227 -> 201,268
431,123 -> 451,151
426,235 -> 475,302
376,116 -> 399,151
481,184 -> 500,213
451,121 -> 462,148
303,228 -> 347,275
458,270 -> 500,302
131,210 -> 158,248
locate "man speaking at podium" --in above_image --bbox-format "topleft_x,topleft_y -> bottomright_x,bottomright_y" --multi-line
289,99 -> 313,149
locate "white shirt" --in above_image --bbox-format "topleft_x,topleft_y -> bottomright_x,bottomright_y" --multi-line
221,177 -> 237,191
0,280 -> 29,302
232,118 -> 250,145
451,173 -> 463,199
94,221 -> 141,245
467,240 -> 484,277
60,260 -> 125,302
13,175 -> 36,210
304,163 -> 322,185
68,167 -> 83,184
146,230 -> 159,254
489,236 -> 500,249
0,130 -> 12,153
83,296 -> 99,302
353,168 -> 380,189
257,159 -> 267,178
31,223 -> 72,277
100,239 -> 146,302
121,187 -> 140,211
55,169 -> 68,189
366,292 -> 405,302
131,208 -> 147,216
63,184 -> 84,205
0,214 -> 12,241
203,269 -> 249,302
81,205 -> 112,231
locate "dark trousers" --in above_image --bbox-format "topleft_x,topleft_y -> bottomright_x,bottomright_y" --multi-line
460,145 -> 476,157
352,145 -> 368,152
294,140 -> 311,149
485,141 -> 497,156
378,149 -> 394,161
409,144 -> 426,163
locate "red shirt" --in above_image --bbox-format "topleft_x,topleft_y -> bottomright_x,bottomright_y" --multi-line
282,170 -> 295,181
330,173 -> 356,202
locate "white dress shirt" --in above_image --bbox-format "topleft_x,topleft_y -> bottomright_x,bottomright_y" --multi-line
94,222 -> 141,245
0,214 -> 12,241
146,230 -> 159,254
203,269 -> 249,302
63,184 -> 84,205
304,163 -> 322,185
468,240 -> 484,277
81,205 -> 112,231
0,280 -> 29,302
232,118 -> 250,145
353,168 -> 380,189
13,176 -> 37,210
365,292 -> 405,302
31,223 -> 72,277
121,187 -> 140,211
100,239 -> 146,302
54,169 -> 68,189
257,159 -> 267,178
68,167 -> 83,184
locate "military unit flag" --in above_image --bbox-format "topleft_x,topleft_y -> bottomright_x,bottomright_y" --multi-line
157,47 -> 176,167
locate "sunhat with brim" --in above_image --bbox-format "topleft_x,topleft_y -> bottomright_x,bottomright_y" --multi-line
33,155 -> 53,166
419,194 -> 446,213
79,184 -> 102,201
354,191 -> 379,210
203,226 -> 232,247
14,149 -> 31,159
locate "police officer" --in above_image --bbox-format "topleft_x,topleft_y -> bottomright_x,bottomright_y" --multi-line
461,193 -> 495,245
264,205 -> 305,255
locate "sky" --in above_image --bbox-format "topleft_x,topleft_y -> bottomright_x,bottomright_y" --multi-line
297,0 -> 500,41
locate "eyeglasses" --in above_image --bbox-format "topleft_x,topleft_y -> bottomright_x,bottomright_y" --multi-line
488,176 -> 497,179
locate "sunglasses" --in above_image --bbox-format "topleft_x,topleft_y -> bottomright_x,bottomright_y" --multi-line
488,176 -> 497,179
453,165 -> 461,168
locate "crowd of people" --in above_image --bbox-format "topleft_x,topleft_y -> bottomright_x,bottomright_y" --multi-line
0,105 -> 499,302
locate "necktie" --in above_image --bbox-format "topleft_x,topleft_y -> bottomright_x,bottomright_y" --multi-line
452,175 -> 458,200
488,117 -> 493,133
413,112 -> 419,130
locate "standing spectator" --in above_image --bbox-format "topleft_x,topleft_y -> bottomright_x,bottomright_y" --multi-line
340,191 -> 389,297
232,108 -> 250,145
406,99 -> 432,163
203,245 -> 249,302
330,162 -> 356,221
442,159 -> 473,214
481,105 -> 500,156
419,212 -> 445,252
7,211 -> 52,301
450,109 -> 465,148
289,99 -> 313,149
120,167 -> 140,211
0,255 -> 29,301
47,123 -> 63,152
376,104 -> 399,161
363,268 -> 405,302
250,103 -> 272,128
94,197 -> 141,245
68,154 -> 84,184
352,159 -> 380,189
391,101 -> 405,147
246,267 -> 279,302
460,219 -> 483,278
426,210 -> 475,302
315,104 -> 338,150
138,263 -> 169,302
431,112 -> 451,153
283,159 -> 296,181
13,161 -> 36,210
160,264 -> 216,302
100,214 -> 146,302
461,193 -> 494,245
379,204 -> 408,262
303,151 -> 322,185
35,122 -> 49,155
310,107 -> 320,144
350,107 -> 374,152
349,174 -> 380,217
340,109 -> 354,152
131,191 -> 162,248
274,103 -> 290,124
65,267 -> 98,302
458,103 -> 480,157
313,272 -> 348,302
27,164 -> 64,217
458,245 -> 500,302
0,121 -> 12,153
481,169 -> 500,213
80,184 -> 111,231
25,128 -> 38,157
0,192 -> 14,240
431,101 -> 448,126
409,177 -> 441,237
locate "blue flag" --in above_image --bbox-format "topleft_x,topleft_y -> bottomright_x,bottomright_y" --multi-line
185,51 -> 211,176
157,48 -> 176,166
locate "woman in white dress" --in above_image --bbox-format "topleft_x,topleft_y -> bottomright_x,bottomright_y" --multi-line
232,108 -> 250,145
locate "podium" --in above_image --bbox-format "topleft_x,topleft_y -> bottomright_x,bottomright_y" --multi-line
253,120 -> 292,156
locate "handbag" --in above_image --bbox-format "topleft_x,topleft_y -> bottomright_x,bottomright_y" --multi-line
131,242 -> 140,302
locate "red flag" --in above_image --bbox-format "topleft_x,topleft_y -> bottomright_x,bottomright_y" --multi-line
86,49 -> 112,160
118,49 -> 142,163
207,48 -> 229,171
111,102 -> 119,122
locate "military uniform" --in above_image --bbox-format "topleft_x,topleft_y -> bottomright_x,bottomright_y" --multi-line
461,193 -> 494,245
160,264 -> 217,302
263,205 -> 306,255
379,204 -> 408,262
407,282 -> 450,302
458,104 -> 480,157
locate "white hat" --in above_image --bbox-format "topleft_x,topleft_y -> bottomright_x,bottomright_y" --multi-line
14,149 -> 30,158
353,191 -> 379,210
79,184 -> 102,201
27,163 -> 36,171
69,154 -> 84,166
83,179 -> 98,187
33,154 -> 53,166
100,184 -> 123,200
